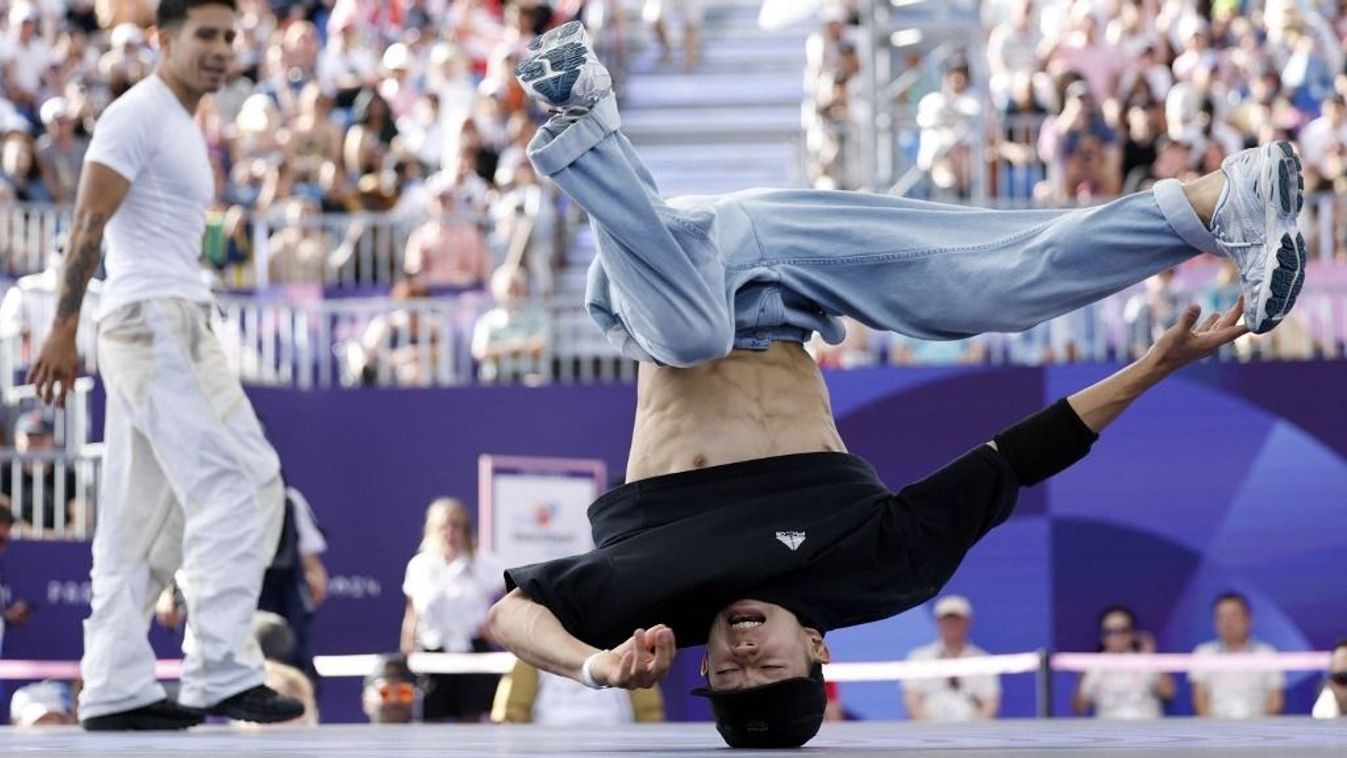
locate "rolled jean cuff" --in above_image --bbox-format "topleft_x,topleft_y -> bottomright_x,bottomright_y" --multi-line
526,93 -> 622,177
1153,178 -> 1219,254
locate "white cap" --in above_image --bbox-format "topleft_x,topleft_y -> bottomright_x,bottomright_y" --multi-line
382,42 -> 412,72
933,595 -> 973,619
39,97 -> 71,127
110,22 -> 145,48
9,681 -> 73,727
9,3 -> 38,26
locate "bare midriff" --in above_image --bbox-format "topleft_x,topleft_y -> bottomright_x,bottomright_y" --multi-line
626,341 -> 847,482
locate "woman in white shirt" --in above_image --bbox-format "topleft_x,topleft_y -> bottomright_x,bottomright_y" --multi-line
400,498 -> 504,722
1073,606 -> 1176,720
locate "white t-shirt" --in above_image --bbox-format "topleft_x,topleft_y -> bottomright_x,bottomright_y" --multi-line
534,671 -> 635,726
83,74 -> 214,321
1189,640 -> 1284,719
0,36 -> 56,95
402,551 -> 504,653
1079,665 -> 1165,720
903,641 -> 1001,722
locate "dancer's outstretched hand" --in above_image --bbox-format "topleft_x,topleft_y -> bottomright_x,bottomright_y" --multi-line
592,624 -> 676,689
1145,297 -> 1248,374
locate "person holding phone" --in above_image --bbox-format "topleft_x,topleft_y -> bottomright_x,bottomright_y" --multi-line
1073,605 -> 1175,719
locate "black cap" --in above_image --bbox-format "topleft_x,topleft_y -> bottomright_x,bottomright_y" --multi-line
691,663 -> 826,749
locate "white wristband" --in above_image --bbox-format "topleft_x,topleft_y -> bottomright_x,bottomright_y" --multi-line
580,650 -> 610,690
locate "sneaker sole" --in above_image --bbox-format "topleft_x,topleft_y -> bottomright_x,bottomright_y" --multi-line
516,21 -> 593,106
1253,141 -> 1306,334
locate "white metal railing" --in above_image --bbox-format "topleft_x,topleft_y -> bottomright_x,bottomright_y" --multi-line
0,204 -> 428,290
0,445 -> 102,541
211,293 -> 637,389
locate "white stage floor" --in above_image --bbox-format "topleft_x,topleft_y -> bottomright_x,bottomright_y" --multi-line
3,718 -> 1346,756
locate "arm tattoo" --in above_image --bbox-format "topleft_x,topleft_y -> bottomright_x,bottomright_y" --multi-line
55,211 -> 107,325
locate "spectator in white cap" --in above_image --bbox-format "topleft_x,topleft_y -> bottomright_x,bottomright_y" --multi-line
36,96 -> 90,204
9,680 -> 77,727
902,595 -> 1001,722
1,3 -> 57,120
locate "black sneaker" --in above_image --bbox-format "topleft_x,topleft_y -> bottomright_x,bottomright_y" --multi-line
207,684 -> 304,723
82,698 -> 206,731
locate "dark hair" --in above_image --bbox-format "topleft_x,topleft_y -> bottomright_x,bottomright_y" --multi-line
0,504 -> 14,528
1213,591 -> 1251,614
157,0 -> 238,29
252,611 -> 295,662
1332,638 -> 1347,655
1097,605 -> 1137,630
364,653 -> 414,687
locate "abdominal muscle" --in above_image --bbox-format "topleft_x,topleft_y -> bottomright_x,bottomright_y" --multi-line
625,341 -> 847,482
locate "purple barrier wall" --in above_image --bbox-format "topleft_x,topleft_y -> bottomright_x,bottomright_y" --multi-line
3,362 -> 1344,724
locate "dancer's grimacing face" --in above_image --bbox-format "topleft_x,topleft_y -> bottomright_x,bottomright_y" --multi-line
701,600 -> 830,691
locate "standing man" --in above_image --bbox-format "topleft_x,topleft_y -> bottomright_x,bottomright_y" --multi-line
26,0 -> 302,731
902,595 -> 1000,722
1190,592 -> 1285,719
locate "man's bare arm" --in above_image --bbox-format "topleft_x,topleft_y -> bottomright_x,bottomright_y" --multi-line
27,162 -> 132,405
488,588 -> 675,690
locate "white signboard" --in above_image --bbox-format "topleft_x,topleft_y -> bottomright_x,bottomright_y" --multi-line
478,455 -> 607,568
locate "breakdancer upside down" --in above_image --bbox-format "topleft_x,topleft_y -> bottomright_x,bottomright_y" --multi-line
489,22 -> 1305,748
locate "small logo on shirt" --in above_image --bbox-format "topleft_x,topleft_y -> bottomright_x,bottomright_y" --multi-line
775,531 -> 806,551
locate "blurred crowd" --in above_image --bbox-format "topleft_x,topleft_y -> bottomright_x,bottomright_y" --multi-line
806,0 -> 1347,236
0,0 -> 642,384
804,0 -> 1347,366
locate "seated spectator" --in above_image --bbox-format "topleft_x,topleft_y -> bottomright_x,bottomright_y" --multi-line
902,595 -> 1000,722
1123,136 -> 1192,195
1,4 -> 56,122
1123,269 -> 1183,358
350,280 -> 450,387
9,680 -> 77,727
400,498 -> 503,723
1299,95 -> 1347,193
491,659 -> 665,725
1,410 -> 83,535
267,199 -> 331,285
916,60 -> 981,198
1191,592 -> 1285,719
1040,79 -> 1122,202
404,173 -> 491,290
1073,606 -> 1175,719
96,22 -> 153,98
362,653 -> 419,724
494,158 -> 559,296
471,266 -> 548,384
0,248 -> 101,364
1312,639 -> 1347,719
35,97 -> 89,205
1,132 -> 50,202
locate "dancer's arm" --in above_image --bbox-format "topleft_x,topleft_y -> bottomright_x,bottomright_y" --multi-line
489,588 -> 676,689
27,163 -> 130,406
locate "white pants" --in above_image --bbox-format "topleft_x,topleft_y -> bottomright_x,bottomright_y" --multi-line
79,299 -> 284,718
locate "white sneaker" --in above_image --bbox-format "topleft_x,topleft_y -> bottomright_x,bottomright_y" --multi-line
1209,141 -> 1306,334
515,21 -> 613,112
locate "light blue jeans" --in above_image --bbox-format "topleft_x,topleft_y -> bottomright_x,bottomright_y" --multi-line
527,95 -> 1221,367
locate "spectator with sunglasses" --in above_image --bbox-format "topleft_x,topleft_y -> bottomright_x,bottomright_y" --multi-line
1312,639 -> 1347,719
901,595 -> 1000,722
361,653 -> 420,724
1072,605 -> 1175,719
